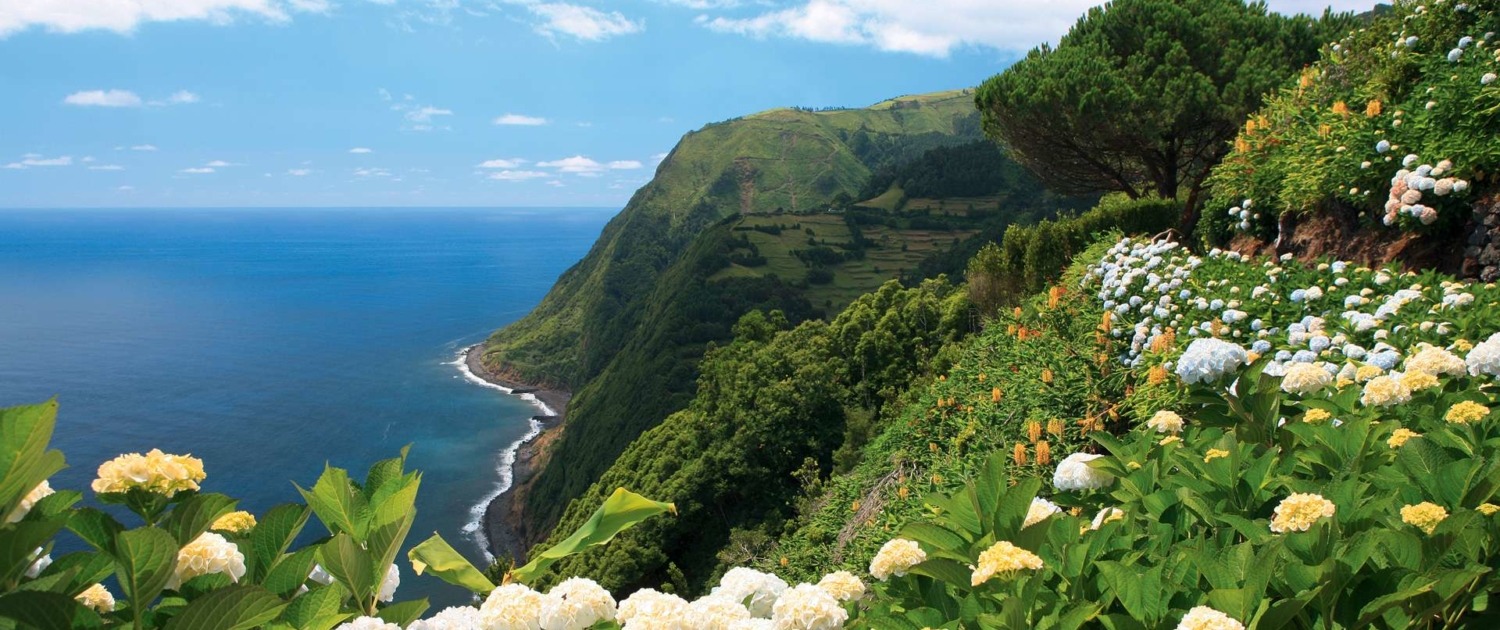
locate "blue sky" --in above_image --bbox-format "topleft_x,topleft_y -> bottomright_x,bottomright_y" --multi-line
0,0 -> 1375,208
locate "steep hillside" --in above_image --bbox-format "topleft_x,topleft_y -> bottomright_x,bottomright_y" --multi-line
484,90 -> 992,546
480,90 -> 981,389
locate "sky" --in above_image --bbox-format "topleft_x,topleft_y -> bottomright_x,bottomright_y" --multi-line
0,0 -> 1378,208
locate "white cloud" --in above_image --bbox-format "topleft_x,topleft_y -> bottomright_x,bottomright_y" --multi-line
527,3 -> 642,41
131,144 -> 158,151
488,170 -> 550,181
205,160 -> 235,167
3,154 -> 73,169
117,185 -> 134,191
88,164 -> 125,171
64,89 -> 142,107
349,147 -> 374,154
0,0 -> 329,38
180,167 -> 215,174
608,160 -> 643,170
478,158 -> 528,168
81,156 -> 95,162
287,168 -> 312,176
695,0 -> 1374,56
547,179 -> 565,187
405,105 -> 452,123
493,113 -> 548,126
354,167 -> 392,177
538,155 -> 605,174
167,90 -> 200,104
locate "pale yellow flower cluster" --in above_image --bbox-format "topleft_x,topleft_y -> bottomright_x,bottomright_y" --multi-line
970,541 -> 1043,585
1303,408 -> 1332,425
1270,493 -> 1336,533
1479,503 -> 1500,516
211,510 -> 257,535
1388,428 -> 1422,448
75,583 -> 114,613
167,532 -> 245,590
481,584 -> 547,630
1203,449 -> 1230,463
1405,346 -> 1467,376
815,571 -> 865,602
1177,606 -> 1246,630
1401,371 -> 1440,392
1355,365 -> 1385,382
869,539 -> 926,581
1361,375 -> 1412,407
1401,502 -> 1449,535
1146,410 -> 1185,433
1445,401 -> 1489,424
1281,364 -> 1332,395
91,449 -> 205,497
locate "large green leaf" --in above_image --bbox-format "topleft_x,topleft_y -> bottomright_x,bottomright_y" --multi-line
295,466 -> 365,539
0,400 -> 64,524
249,504 -> 310,582
375,599 -> 429,626
0,591 -> 103,629
509,487 -> 675,584
317,533 -> 374,605
67,508 -> 124,554
407,533 -> 495,595
280,584 -> 346,630
163,493 -> 237,547
0,516 -> 66,585
163,585 -> 287,630
262,547 -> 320,598
36,551 -> 114,596
113,527 -> 179,612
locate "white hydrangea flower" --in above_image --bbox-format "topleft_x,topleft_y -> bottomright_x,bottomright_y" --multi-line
1023,497 -> 1062,528
8,481 -> 54,524
1177,606 -> 1245,630
869,539 -> 926,581
815,571 -> 866,602
689,595 -> 753,630
481,583 -> 546,630
1053,453 -> 1112,492
712,567 -> 788,617
1175,339 -> 1248,384
167,532 -> 245,590
1281,363 -> 1333,395
334,617 -> 400,630
1406,345 -> 1466,376
378,563 -> 399,603
617,589 -> 691,630
409,607 -> 484,630
770,584 -> 847,630
540,577 -> 617,630
25,549 -> 50,579
1467,333 -> 1500,377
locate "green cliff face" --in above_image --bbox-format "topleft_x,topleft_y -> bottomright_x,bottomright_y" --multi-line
480,90 -> 990,538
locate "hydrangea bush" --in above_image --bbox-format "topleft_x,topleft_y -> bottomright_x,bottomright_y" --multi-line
1205,0 -> 1500,240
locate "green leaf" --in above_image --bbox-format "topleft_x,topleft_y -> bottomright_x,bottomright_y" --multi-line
67,508 -> 124,554
317,533 -> 374,605
249,504 -> 310,583
29,490 -> 81,520
263,547 -> 320,598
295,466 -> 365,539
510,487 -> 675,584
163,493 -> 238,546
897,522 -> 970,555
909,558 -> 973,587
362,447 -> 410,501
0,591 -> 103,629
39,551 -> 115,596
407,533 -> 495,595
163,585 -> 287,630
0,516 -> 67,585
0,400 -> 65,525
375,599 -> 429,626
113,527 -> 179,611
281,584 -> 347,629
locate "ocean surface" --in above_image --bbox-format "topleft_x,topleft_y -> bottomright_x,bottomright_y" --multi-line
0,208 -> 612,607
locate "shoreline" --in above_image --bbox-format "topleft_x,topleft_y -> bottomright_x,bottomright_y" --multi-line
455,343 -> 568,564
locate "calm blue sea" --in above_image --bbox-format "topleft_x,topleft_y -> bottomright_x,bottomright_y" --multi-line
0,208 -> 611,607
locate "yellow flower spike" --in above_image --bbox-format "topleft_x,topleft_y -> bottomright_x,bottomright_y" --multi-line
977,373 -> 986,383
898,487 -> 909,500
1047,418 -> 1065,438
1012,306 -> 1022,318
992,387 -> 1002,403
1366,99 -> 1382,117
1479,503 -> 1500,516
1148,365 -> 1168,385
1401,502 -> 1449,535
1026,421 -> 1042,443
1012,443 -> 1029,466
1041,369 -> 1054,384
1332,101 -> 1350,116
1036,441 -> 1052,466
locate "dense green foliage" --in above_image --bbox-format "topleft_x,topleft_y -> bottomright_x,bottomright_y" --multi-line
975,0 -> 1348,231
526,280 -> 972,594
967,195 -> 1181,313
858,141 -> 1031,202
1205,0 -> 1500,244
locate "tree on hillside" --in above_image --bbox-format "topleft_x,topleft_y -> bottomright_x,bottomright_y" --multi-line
975,0 -> 1349,234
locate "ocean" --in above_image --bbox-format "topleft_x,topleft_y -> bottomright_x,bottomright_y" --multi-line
0,207 -> 612,607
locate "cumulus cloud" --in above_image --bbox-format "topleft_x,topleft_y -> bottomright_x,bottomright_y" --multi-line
287,168 -> 312,176
488,170 -> 550,181
4,154 -> 73,169
131,144 -> 158,151
537,155 -> 605,174
405,105 -> 452,123
527,3 -> 642,41
354,167 -> 391,177
478,158 -> 528,168
88,164 -> 125,171
695,0 -> 1375,56
349,147 -> 374,154
493,113 -> 548,126
180,167 -> 215,174
205,160 -> 235,167
166,90 -> 200,104
0,0 -> 328,38
63,90 -> 142,107
608,160 -> 643,169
